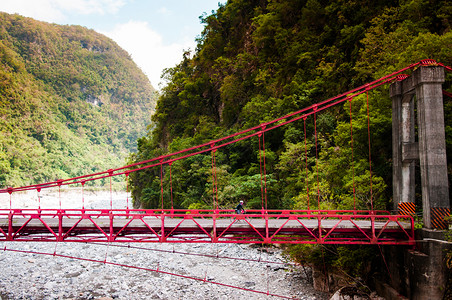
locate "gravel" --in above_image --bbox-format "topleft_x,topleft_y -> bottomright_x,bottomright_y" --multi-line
0,190 -> 328,300
0,242 -> 327,300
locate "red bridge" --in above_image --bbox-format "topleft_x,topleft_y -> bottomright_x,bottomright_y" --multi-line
0,208 -> 413,244
1,60 -> 450,246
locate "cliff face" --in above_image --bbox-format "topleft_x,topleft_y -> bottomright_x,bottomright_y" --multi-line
0,12 -> 158,187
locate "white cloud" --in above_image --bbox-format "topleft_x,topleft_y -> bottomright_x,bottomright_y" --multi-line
0,0 -> 192,89
56,0 -> 125,15
102,21 -> 194,89
0,0 -> 125,23
157,7 -> 171,16
0,0 -> 65,23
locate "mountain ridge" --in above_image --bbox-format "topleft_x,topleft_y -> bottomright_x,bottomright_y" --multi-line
0,12 -> 158,187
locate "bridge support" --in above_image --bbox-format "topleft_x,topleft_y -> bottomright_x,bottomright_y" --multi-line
384,64 -> 451,299
375,229 -> 452,300
390,65 -> 450,229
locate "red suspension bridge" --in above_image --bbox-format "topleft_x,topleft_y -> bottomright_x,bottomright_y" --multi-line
0,60 -> 450,247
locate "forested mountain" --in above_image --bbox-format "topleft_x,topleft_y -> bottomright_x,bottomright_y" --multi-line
0,12 -> 157,187
130,0 -> 451,214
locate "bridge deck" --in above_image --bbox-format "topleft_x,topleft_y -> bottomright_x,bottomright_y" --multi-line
0,209 -> 414,245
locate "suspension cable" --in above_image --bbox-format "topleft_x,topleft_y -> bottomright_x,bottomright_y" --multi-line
8,189 -> 12,210
4,59 -> 440,195
37,187 -> 41,210
211,144 -> 218,210
58,180 -> 62,209
125,173 -> 129,211
378,244 -> 393,284
303,117 -> 310,211
314,108 -> 320,210
90,242 -> 296,266
109,170 -> 113,210
2,246 -> 297,299
214,150 -> 218,210
349,98 -> 356,211
262,127 -> 268,210
169,163 -> 174,210
81,181 -> 85,210
160,161 -> 164,211
365,91 -> 374,211
258,133 -> 264,210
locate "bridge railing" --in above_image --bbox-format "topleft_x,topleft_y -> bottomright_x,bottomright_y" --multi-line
0,208 -> 414,245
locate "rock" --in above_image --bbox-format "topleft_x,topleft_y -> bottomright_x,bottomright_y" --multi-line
0,191 -> 330,299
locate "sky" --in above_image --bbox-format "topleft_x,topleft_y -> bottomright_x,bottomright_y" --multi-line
0,0 -> 225,89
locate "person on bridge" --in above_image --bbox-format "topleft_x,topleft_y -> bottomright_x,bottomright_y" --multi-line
235,200 -> 246,214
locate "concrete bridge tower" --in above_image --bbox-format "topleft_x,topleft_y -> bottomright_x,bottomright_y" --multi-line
390,64 -> 450,229
379,64 -> 451,300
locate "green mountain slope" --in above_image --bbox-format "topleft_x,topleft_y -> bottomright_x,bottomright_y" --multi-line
0,12 -> 157,187
129,0 -> 451,210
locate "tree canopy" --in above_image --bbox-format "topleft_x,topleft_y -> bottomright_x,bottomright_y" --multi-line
129,0 -> 451,214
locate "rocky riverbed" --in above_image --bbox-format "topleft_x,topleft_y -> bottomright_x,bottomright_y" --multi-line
0,241 -> 327,299
0,190 -> 328,299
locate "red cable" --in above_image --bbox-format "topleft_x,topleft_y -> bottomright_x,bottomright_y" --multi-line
314,109 -> 320,210
262,129 -> 268,210
104,242 -> 110,263
81,181 -> 85,210
37,188 -> 41,210
160,162 -> 164,211
366,91 -> 374,211
125,173 -> 129,210
349,98 -> 356,211
266,244 -> 269,295
303,118 -> 310,211
58,182 -> 61,209
1,60 -> 428,195
3,60 -> 449,196
91,242 -> 297,266
321,246 -> 329,291
258,134 -> 264,210
211,148 -> 217,209
378,244 -> 393,284
3,247 -> 297,299
169,163 -> 173,210
443,90 -> 452,98
91,242 -> 296,266
0,80 -> 397,194
214,151 -> 218,209
110,175 -> 112,210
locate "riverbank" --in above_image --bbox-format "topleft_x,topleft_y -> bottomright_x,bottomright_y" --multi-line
0,188 -> 131,210
0,242 -> 327,299
0,190 -> 328,299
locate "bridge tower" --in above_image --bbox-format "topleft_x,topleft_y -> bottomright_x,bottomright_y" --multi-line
379,64 -> 452,300
390,64 -> 450,229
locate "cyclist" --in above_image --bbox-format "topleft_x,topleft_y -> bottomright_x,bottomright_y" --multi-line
235,200 -> 246,214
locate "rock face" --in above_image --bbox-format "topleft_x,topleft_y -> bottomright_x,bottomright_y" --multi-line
0,242 -> 327,300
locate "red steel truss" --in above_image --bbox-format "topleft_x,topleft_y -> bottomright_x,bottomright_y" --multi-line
0,209 -> 414,245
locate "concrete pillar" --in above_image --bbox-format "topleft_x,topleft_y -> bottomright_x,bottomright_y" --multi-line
400,94 -> 416,207
390,81 -> 417,215
413,66 -> 450,229
376,230 -> 452,300
390,81 -> 403,211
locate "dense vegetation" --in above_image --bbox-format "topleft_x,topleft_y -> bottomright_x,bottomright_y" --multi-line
0,12 -> 157,187
130,0 -> 451,210
129,0 -> 451,282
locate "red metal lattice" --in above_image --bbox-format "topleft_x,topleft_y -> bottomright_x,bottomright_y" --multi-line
0,209 -> 414,245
